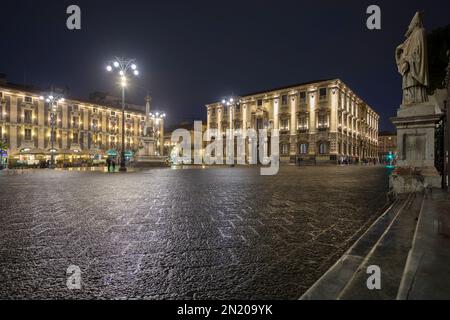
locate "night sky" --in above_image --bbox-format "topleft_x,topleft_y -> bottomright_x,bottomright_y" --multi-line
1,0 -> 449,130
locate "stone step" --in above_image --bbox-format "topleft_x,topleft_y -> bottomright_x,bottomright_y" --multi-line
300,195 -> 408,300
397,189 -> 450,300
337,193 -> 423,300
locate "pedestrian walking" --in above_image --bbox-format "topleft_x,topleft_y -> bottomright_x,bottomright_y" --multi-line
106,157 -> 111,172
112,158 -> 116,172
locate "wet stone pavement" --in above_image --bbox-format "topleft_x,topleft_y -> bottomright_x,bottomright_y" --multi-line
0,166 -> 389,299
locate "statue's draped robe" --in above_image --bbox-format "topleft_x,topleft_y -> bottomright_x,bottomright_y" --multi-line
396,27 -> 429,104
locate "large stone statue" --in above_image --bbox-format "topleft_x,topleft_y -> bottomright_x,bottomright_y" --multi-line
390,11 -> 443,194
395,11 -> 429,105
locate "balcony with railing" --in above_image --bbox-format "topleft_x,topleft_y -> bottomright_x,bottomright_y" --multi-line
297,125 -> 309,133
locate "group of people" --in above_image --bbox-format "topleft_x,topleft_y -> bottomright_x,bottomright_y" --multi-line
106,157 -> 117,172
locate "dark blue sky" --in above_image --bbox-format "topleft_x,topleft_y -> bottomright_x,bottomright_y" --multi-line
1,0 -> 449,130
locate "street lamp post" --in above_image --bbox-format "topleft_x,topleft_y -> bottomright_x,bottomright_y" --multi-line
40,94 -> 64,169
106,57 -> 140,172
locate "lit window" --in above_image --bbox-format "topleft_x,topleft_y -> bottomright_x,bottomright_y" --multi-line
318,114 -> 328,129
298,116 -> 308,131
280,119 -> 289,131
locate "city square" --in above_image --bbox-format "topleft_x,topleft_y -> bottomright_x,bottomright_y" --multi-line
0,0 -> 449,310
0,166 -> 389,299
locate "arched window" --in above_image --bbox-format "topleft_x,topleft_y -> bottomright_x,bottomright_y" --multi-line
299,143 -> 308,154
319,142 -> 328,154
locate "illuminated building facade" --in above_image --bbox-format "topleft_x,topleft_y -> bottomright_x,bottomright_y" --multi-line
0,77 -> 164,167
378,131 -> 397,164
206,79 -> 379,163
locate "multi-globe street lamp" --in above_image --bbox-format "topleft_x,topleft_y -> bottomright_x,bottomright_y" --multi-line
39,93 -> 64,169
106,57 -> 140,172
220,96 -> 240,131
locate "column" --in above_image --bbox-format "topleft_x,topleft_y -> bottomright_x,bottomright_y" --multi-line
330,87 -> 338,132
290,94 -> 297,157
308,88 -> 316,156
217,106 -> 222,136
273,99 -> 279,129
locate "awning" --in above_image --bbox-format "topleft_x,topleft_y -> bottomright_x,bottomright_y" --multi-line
106,149 -> 118,156
124,150 -> 133,157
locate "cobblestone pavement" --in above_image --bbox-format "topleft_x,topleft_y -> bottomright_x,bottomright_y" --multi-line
0,166 -> 389,299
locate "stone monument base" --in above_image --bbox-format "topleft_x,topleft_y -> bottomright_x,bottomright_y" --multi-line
135,136 -> 168,167
390,167 -> 441,194
135,155 -> 168,167
390,102 -> 443,194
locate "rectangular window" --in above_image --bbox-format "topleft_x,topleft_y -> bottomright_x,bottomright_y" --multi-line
127,114 -> 131,119
72,105 -> 79,112
235,104 -> 240,113
24,110 -> 32,123
111,111 -> 116,116
280,119 -> 289,131
281,95 -> 288,105
73,132 -> 79,144
318,114 -> 328,129
257,99 -> 263,107
24,128 -> 32,141
299,143 -> 308,154
73,117 -> 79,128
211,109 -> 216,116
281,144 -> 289,155
93,108 -> 97,114
319,88 -> 327,100
299,91 -> 306,103
298,116 -> 308,131
24,96 -> 32,103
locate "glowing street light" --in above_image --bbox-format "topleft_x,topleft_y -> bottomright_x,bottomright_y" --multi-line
40,93 -> 64,169
105,57 -> 140,172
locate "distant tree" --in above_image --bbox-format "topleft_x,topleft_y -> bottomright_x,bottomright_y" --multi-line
427,24 -> 450,94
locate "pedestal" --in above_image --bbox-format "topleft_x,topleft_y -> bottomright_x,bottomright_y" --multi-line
135,137 -> 167,167
390,103 -> 443,194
